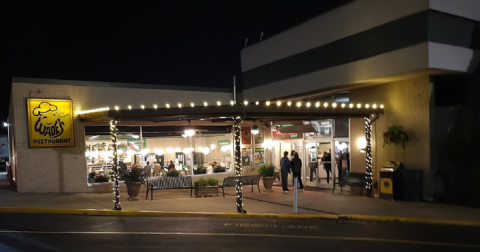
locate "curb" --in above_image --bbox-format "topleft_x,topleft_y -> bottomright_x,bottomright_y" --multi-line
1,207 -> 479,226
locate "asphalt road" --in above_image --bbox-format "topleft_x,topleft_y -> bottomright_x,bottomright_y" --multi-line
0,214 -> 479,252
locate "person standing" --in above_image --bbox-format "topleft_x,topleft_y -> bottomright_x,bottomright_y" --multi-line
280,151 -> 291,193
290,152 -> 304,191
322,150 -> 332,183
143,161 -> 152,178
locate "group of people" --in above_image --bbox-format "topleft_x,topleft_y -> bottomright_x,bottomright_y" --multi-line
280,150 -> 304,193
142,160 -> 177,177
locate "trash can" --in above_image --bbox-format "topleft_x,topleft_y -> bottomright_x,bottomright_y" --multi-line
402,169 -> 423,202
380,161 -> 403,200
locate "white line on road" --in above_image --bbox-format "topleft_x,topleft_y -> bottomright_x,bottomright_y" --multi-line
0,230 -> 478,249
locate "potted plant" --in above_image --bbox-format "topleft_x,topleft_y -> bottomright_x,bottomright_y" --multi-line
193,166 -> 207,175
194,178 -> 219,197
383,124 -> 409,148
93,173 -> 111,183
258,163 -> 276,192
119,164 -> 145,201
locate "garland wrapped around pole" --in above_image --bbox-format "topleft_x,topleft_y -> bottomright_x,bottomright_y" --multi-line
110,119 -> 122,210
364,116 -> 373,197
233,117 -> 246,213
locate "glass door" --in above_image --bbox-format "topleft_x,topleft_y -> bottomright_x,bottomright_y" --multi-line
304,142 -> 318,188
316,141 -> 333,189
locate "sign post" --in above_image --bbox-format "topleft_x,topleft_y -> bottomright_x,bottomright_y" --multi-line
293,177 -> 298,213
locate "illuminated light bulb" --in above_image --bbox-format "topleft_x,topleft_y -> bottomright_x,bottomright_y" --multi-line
357,103 -> 362,108
204,102 -> 208,106
128,105 -> 132,110
372,104 -> 377,109
332,103 -> 337,108
349,103 -> 354,108
153,104 -> 158,109
315,102 -> 320,108
306,102 -> 311,107
255,101 -> 259,105
341,103 -> 346,108
380,104 -> 384,109
287,101 -> 292,106
217,101 -> 221,106
296,102 -> 302,107
178,103 -> 182,108
115,106 -> 119,110
191,103 -> 195,107
106,107 -> 110,110
365,104 -> 370,108
141,105 -> 145,109
276,101 -> 281,106
175,147 -> 181,152
166,103 -> 170,108
230,100 -> 235,105
323,102 -> 328,107
266,101 -> 270,106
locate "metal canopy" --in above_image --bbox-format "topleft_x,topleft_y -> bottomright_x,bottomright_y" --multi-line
79,104 -> 383,123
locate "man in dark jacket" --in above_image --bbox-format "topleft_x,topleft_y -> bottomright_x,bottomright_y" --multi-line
280,151 -> 291,193
290,153 -> 304,190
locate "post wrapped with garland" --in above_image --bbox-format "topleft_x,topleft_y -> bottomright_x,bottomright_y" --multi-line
364,116 -> 373,197
110,119 -> 122,210
233,117 -> 246,213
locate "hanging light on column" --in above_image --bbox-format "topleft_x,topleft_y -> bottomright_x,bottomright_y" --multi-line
251,120 -> 259,135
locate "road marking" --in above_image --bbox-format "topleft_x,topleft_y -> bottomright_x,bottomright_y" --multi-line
224,223 -> 318,229
0,230 -> 478,249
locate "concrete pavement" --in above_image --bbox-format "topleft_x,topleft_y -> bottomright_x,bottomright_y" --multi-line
1,172 -> 480,225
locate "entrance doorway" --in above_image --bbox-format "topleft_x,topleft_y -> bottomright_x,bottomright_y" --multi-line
304,141 -> 334,189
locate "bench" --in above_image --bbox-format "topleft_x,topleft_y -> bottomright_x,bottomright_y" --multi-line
333,171 -> 366,195
219,175 -> 261,197
145,176 -> 193,200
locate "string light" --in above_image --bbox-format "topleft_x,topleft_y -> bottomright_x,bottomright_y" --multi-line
306,102 -> 311,107
166,103 -> 170,108
380,104 -> 384,109
110,119 -> 121,210
296,102 -> 302,107
230,101 -> 235,105
323,102 -> 328,108
153,104 -> 158,109
141,105 -> 145,110
244,100 -> 248,105
364,116 -> 373,195
365,104 -> 370,108
77,107 -> 110,115
233,118 -> 245,213
178,103 -> 182,108
332,103 -> 337,108
287,101 -> 292,106
372,104 -> 377,109
115,106 -> 119,110
217,101 -> 221,106
128,105 -> 132,110
204,102 -> 208,106
341,103 -> 346,108
276,101 -> 281,106
315,102 -> 320,108
255,101 -> 259,105
357,103 -> 362,108
191,103 -> 195,107
266,101 -> 271,106
349,103 -> 354,108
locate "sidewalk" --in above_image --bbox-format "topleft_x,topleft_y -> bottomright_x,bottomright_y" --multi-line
1,173 -> 480,225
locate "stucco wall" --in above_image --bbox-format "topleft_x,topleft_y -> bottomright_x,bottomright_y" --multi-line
11,82 -> 232,193
349,76 -> 432,199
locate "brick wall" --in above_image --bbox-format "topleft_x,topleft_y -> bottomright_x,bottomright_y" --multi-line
349,76 -> 433,199
11,82 -> 232,193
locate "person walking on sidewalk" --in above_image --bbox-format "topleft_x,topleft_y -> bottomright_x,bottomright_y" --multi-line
280,151 -> 291,193
290,152 -> 304,191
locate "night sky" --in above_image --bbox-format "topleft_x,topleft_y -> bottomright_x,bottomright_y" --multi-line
2,1 -> 351,134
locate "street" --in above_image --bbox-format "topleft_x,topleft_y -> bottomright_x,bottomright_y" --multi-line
0,214 -> 479,252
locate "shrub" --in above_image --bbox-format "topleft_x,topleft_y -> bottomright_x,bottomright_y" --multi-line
258,163 -> 276,177
195,178 -> 219,188
193,166 -> 207,175
213,166 -> 226,173
119,164 -> 145,184
165,170 -> 181,177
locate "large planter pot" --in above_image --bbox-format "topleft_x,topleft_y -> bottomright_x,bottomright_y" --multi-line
262,177 -> 275,192
126,182 -> 142,200
195,186 -> 219,197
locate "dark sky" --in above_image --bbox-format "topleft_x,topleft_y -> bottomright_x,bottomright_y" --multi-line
2,1 -> 351,134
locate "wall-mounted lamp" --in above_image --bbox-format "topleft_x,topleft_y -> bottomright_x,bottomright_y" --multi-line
251,120 -> 259,135
357,137 -> 366,153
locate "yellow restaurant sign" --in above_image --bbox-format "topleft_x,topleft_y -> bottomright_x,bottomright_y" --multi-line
26,98 -> 75,148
